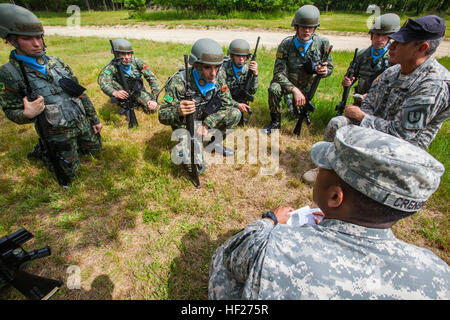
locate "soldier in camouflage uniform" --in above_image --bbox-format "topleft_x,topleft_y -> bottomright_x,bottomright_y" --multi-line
342,13 -> 400,106
209,125 -> 449,300
223,39 -> 259,125
98,38 -> 160,114
158,38 -> 241,171
263,5 -> 333,134
303,15 -> 449,184
0,4 -> 102,184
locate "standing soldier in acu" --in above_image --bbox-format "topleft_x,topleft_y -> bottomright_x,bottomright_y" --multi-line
263,5 -> 333,134
223,39 -> 259,125
98,38 -> 160,115
342,13 -> 400,106
0,4 -> 102,186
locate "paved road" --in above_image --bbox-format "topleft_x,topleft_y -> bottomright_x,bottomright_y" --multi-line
44,25 -> 450,57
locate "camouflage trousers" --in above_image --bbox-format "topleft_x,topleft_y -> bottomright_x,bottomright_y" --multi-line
268,82 -> 289,114
42,120 -> 102,180
324,116 -> 359,142
171,108 -> 241,169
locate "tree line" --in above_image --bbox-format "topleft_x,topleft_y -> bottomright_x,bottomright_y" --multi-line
5,0 -> 449,15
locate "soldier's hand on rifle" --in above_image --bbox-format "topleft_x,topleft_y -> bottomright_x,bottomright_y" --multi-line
249,61 -> 258,76
112,90 -> 129,100
238,103 -> 251,113
292,87 -> 306,107
23,95 -> 45,119
344,105 -> 366,122
179,99 -> 196,116
342,76 -> 355,87
92,123 -> 102,134
316,62 -> 328,76
147,100 -> 158,111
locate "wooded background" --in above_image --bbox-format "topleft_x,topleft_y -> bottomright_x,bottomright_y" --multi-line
5,0 -> 449,15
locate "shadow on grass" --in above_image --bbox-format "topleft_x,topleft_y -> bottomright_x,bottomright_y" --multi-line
167,227 -> 240,300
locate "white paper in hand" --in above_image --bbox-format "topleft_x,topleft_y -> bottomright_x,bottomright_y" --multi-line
287,206 -> 324,226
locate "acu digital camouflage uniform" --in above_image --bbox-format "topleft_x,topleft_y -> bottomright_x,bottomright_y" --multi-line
324,56 -> 450,149
209,126 -> 449,300
268,34 -> 333,113
0,52 -> 102,179
98,57 -> 160,112
222,58 -> 258,109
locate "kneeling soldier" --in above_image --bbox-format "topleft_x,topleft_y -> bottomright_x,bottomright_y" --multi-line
158,38 -> 241,173
223,39 -> 259,125
0,4 -> 102,186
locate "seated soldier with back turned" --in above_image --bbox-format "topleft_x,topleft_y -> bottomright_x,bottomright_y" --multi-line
209,125 -> 450,300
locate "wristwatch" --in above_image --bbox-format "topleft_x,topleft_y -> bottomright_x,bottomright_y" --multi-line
262,211 -> 278,225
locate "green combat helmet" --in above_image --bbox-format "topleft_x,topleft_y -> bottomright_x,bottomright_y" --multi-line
227,39 -> 251,57
111,38 -> 134,54
291,5 -> 321,27
0,3 -> 45,57
370,13 -> 401,34
189,38 -> 224,66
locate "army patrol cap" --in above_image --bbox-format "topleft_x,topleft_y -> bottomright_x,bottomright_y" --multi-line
227,39 -> 251,56
111,38 -> 133,53
369,13 -> 401,34
0,3 -> 44,38
189,38 -> 224,66
291,5 -> 320,27
389,15 -> 446,43
310,125 -> 444,213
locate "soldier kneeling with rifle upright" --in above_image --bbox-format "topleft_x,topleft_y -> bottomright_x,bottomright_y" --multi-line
0,4 -> 102,187
98,38 -> 160,127
223,38 -> 259,126
158,39 -> 241,185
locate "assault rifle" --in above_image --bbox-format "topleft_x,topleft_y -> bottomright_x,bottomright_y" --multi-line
230,36 -> 261,117
0,228 -> 63,300
335,48 -> 359,115
183,54 -> 201,189
18,61 -> 72,187
109,39 -> 138,128
293,45 -> 333,136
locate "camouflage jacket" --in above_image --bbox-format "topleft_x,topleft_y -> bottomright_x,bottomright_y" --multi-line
222,58 -> 258,108
350,45 -> 392,95
209,218 -> 450,300
271,34 -> 333,94
98,57 -> 160,101
360,56 -> 450,150
0,52 -> 100,127
158,67 -> 235,129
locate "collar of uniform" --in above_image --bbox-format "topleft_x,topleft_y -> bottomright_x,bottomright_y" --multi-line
319,219 -> 395,240
391,56 -> 436,90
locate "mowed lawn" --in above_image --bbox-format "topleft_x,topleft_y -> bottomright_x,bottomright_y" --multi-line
0,36 -> 448,300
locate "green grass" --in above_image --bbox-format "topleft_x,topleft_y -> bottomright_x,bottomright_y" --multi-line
35,10 -> 450,37
0,36 -> 448,300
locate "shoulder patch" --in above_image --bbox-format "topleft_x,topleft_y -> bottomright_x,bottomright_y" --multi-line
276,51 -> 284,59
221,84 -> 229,92
0,82 -> 4,92
164,95 -> 173,103
142,65 -> 149,70
104,69 -> 111,75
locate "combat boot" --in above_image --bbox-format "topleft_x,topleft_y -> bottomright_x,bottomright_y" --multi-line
262,113 -> 281,134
